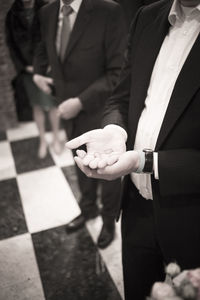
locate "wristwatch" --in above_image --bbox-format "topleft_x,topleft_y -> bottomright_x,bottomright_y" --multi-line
142,149 -> 154,174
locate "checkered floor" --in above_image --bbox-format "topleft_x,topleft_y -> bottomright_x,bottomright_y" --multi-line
0,122 -> 123,300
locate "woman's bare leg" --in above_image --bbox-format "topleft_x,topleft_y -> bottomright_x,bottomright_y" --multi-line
48,107 -> 62,154
33,105 -> 47,158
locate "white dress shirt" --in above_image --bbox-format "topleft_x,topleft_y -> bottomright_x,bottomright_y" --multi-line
130,0 -> 200,200
56,0 -> 83,54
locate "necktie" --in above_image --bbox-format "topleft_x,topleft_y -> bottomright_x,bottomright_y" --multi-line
60,5 -> 73,61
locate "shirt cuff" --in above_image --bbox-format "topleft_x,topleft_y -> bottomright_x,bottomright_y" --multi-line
104,124 -> 128,141
135,150 -> 145,173
153,152 -> 159,180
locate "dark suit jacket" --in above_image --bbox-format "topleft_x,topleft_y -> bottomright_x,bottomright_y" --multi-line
5,0 -> 47,121
34,0 -> 127,139
5,0 -> 47,73
102,0 -> 200,267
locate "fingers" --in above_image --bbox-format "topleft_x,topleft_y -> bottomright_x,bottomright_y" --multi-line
82,154 -> 95,166
66,129 -> 104,149
97,158 -> 107,169
75,151 -> 119,169
88,158 -> 100,169
66,132 -> 90,149
74,156 -> 118,180
57,104 -> 65,117
82,152 -> 116,169
76,149 -> 86,159
74,156 -> 91,176
106,154 -> 119,165
43,85 -> 52,94
74,157 -> 100,179
46,77 -> 54,84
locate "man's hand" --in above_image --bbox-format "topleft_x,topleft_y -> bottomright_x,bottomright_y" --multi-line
66,126 -> 127,168
74,150 -> 140,181
33,74 -> 54,95
25,66 -> 34,73
58,98 -> 83,120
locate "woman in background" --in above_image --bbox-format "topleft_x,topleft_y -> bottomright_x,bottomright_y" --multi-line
6,0 -> 62,158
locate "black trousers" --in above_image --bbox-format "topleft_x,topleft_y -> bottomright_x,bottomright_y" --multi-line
121,180 -> 165,300
75,164 -> 121,219
121,177 -> 200,300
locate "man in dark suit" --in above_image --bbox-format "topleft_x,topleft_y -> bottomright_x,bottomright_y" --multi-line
33,0 -> 127,248
66,0 -> 200,299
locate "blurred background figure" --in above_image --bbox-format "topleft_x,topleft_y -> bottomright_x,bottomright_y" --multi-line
34,0 -> 127,249
0,0 -> 125,299
5,0 -> 62,159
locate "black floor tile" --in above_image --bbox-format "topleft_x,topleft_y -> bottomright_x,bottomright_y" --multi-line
10,137 -> 55,174
62,165 -> 81,202
0,178 -> 28,240
0,131 -> 7,141
32,226 -> 122,300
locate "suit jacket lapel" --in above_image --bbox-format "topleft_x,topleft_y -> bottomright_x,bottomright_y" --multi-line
156,33 -> 200,150
129,1 -> 172,146
63,0 -> 93,60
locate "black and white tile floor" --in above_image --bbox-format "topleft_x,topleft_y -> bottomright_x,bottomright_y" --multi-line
0,122 -> 123,300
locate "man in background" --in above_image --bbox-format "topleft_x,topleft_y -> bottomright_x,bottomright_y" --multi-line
34,0 -> 127,248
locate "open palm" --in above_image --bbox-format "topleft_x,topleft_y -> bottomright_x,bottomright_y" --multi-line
74,150 -> 139,181
66,127 -> 127,169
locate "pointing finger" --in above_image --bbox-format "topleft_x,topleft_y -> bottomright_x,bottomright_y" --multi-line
66,132 -> 90,149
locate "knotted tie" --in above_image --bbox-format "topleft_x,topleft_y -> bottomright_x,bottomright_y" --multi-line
60,5 -> 73,61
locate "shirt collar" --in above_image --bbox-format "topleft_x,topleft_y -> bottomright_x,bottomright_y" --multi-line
60,0 -> 82,14
168,0 -> 200,25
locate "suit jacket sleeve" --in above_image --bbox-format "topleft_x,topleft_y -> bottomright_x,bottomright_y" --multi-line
33,9 -> 49,75
157,149 -> 200,197
78,4 -> 127,113
101,7 -> 143,132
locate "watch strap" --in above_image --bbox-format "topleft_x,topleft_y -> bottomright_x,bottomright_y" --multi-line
142,149 -> 153,174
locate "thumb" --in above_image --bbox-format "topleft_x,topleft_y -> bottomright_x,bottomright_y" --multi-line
65,132 -> 90,149
45,77 -> 54,84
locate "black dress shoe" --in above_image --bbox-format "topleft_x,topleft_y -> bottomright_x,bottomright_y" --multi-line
97,219 -> 115,249
65,215 -> 85,233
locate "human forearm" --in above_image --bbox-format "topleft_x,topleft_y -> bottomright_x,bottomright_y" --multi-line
79,4 -> 127,114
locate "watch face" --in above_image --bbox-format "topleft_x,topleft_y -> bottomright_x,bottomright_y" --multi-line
143,148 -> 153,153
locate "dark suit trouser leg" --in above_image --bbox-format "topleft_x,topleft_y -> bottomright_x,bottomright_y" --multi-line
121,182 -> 165,300
101,178 -> 121,219
75,164 -> 99,217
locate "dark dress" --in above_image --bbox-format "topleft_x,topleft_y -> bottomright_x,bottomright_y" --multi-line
5,0 -> 56,120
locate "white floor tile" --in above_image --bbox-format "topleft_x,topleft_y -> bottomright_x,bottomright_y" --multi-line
86,217 -> 124,299
0,278 -> 45,300
45,130 -> 74,167
0,234 -> 44,300
50,146 -> 75,167
45,129 -> 67,144
17,166 -> 81,233
7,122 -> 39,142
0,141 -> 16,180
